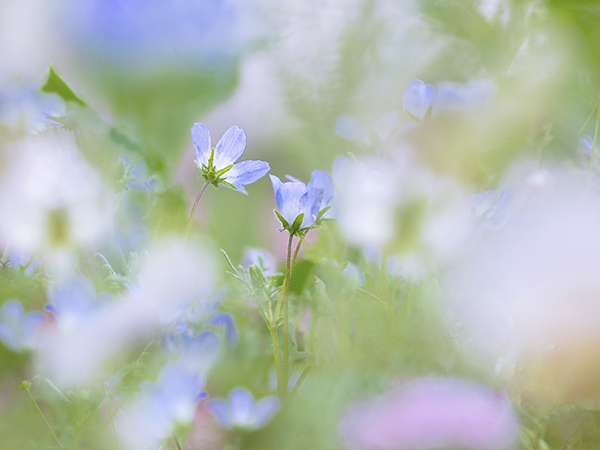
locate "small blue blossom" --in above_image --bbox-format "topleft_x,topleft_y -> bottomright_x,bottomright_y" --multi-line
434,80 -> 496,112
0,301 -> 45,353
207,387 -> 280,431
45,276 -> 113,333
243,248 -> 278,277
402,79 -> 436,122
470,187 -> 514,231
192,123 -> 270,194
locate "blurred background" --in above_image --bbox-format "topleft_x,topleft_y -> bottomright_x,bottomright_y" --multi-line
2,0 -> 600,449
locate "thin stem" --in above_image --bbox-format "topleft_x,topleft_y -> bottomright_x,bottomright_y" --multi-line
185,179 -> 211,240
174,436 -> 183,450
290,365 -> 313,399
104,386 -> 120,449
89,402 -> 124,450
282,231 -> 294,400
357,287 -> 385,304
589,99 -> 600,180
269,325 -> 285,399
26,388 -> 65,449
291,233 -> 306,267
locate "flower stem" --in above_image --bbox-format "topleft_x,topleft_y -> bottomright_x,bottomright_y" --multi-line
185,179 -> 211,240
282,231 -> 294,399
26,387 -> 65,449
291,233 -> 306,267
269,325 -> 285,399
104,386 -> 120,449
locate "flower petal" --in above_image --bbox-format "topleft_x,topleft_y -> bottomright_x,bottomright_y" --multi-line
191,123 -> 212,166
299,187 -> 324,229
229,387 -> 255,428
206,399 -> 232,429
224,160 -> 270,194
308,170 -> 334,208
492,186 -> 514,212
469,190 -> 497,218
213,126 -> 247,170
270,174 -> 283,198
275,182 -> 308,226
402,79 -> 436,119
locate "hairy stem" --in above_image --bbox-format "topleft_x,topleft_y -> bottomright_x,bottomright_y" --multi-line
26,388 -> 65,449
185,179 -> 211,240
269,325 -> 285,399
282,232 -> 294,399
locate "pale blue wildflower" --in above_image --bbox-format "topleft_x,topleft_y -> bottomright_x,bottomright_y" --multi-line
402,79 -> 436,122
45,276 -> 113,333
286,170 -> 335,219
207,387 -> 280,431
270,174 -> 324,233
434,80 -> 496,112
470,187 -> 514,231
243,248 -> 278,277
0,301 -> 45,353
192,123 -> 270,194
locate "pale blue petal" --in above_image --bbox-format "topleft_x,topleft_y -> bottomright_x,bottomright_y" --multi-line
213,126 -> 247,170
308,170 -> 334,208
1,301 -> 24,324
229,388 -> 255,427
285,175 -> 303,183
0,323 -> 20,352
332,156 -> 353,187
276,182 -> 308,226
207,399 -> 232,429
492,186 -> 514,212
206,312 -> 239,346
402,79 -> 436,119
270,174 -> 282,197
299,187 -> 324,229
434,80 -> 496,111
253,396 -> 280,429
580,137 -> 594,156
224,160 -> 270,194
191,123 -> 212,166
484,210 -> 510,231
22,312 -> 44,348
469,190 -> 497,218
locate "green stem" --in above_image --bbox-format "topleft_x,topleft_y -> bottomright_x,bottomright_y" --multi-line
291,233 -> 306,267
104,386 -> 120,449
290,365 -> 313,399
269,325 -> 285,399
26,388 -> 65,449
89,402 -> 124,450
282,232 -> 294,399
589,98 -> 600,180
185,179 -> 211,240
174,436 -> 183,450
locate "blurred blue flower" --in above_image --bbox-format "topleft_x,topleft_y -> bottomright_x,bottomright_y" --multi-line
243,248 -> 278,277
206,313 -> 239,346
579,136 -> 598,157
66,0 -> 252,71
470,187 -> 514,232
45,276 -> 113,332
402,79 -> 436,122
5,251 -> 40,276
0,82 -> 65,133
168,331 -> 220,374
434,79 -> 496,112
0,301 -> 45,353
286,170 -> 335,219
207,387 -> 280,431
192,123 -> 270,194
270,174 -> 324,233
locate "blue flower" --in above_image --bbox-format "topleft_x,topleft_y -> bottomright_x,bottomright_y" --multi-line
207,387 -> 280,431
402,79 -> 436,122
243,248 -> 278,277
470,187 -> 514,231
0,301 -> 45,353
45,276 -> 113,332
270,170 -> 333,233
192,123 -> 270,194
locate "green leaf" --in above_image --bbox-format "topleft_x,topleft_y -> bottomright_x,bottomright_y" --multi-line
316,206 -> 332,220
424,105 -> 433,124
404,109 -> 418,122
249,264 -> 267,289
41,65 -> 86,106
274,210 -> 290,230
290,260 -> 315,295
291,213 -> 305,233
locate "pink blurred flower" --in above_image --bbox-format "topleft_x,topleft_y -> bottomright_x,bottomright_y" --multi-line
338,378 -> 518,450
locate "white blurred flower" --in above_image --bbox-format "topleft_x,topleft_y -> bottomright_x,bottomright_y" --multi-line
36,239 -> 217,388
0,132 -> 112,274
335,154 -> 469,276
446,176 -> 600,404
